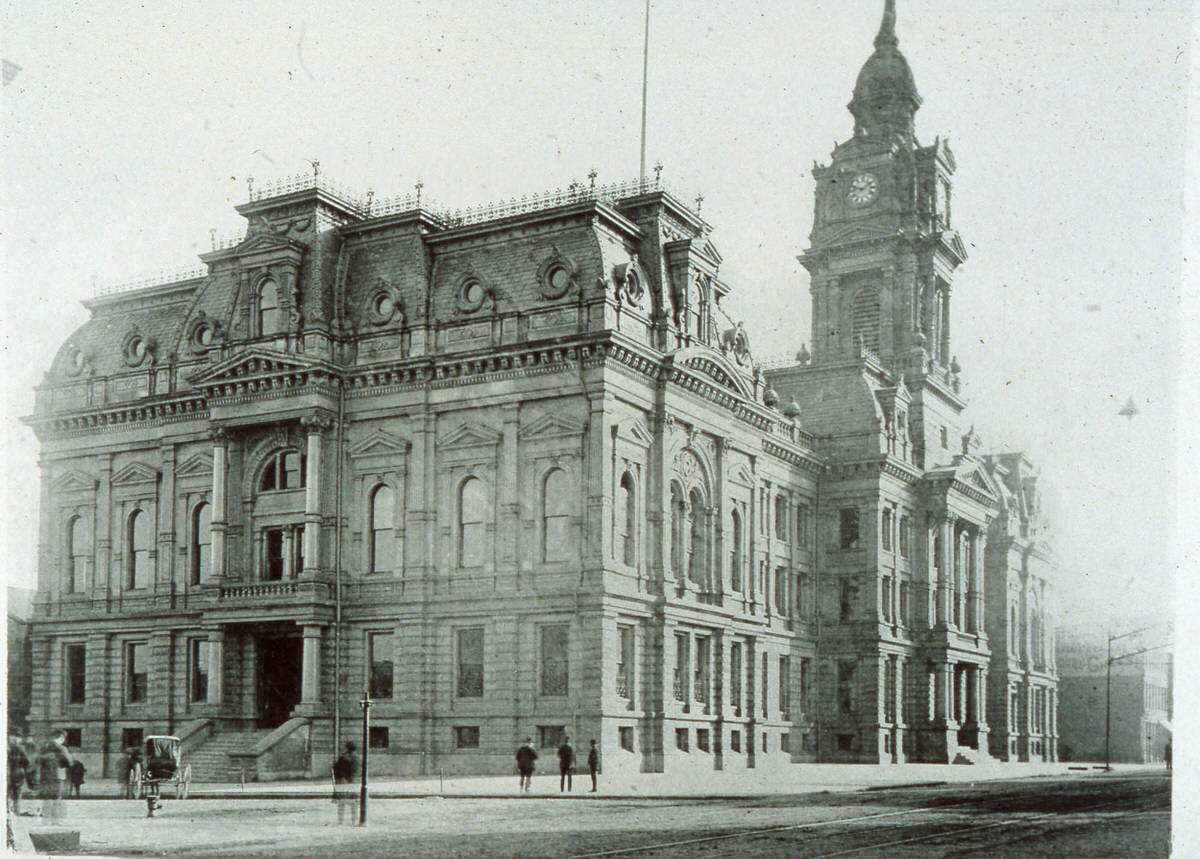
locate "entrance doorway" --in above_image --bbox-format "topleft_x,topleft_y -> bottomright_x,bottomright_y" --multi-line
258,634 -> 302,728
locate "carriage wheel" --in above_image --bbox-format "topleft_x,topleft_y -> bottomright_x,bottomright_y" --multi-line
129,764 -> 143,800
175,765 -> 192,799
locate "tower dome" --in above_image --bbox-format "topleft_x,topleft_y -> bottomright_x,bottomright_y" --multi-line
848,0 -> 922,141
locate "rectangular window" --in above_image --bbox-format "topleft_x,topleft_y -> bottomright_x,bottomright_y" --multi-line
126,642 -> 147,704
540,625 -> 569,696
675,728 -> 689,752
190,639 -> 209,703
369,632 -> 394,699
121,728 -> 143,750
882,576 -> 893,622
781,732 -> 791,754
762,732 -> 768,752
369,726 -> 390,749
795,504 -> 810,547
63,728 -> 81,748
840,578 -> 856,621
730,642 -> 743,716
775,496 -> 788,541
456,628 -> 484,698
774,568 -> 788,616
940,426 -> 949,449
619,726 -> 635,752
265,528 -> 285,581
454,726 -> 479,749
881,508 -> 893,551
899,582 -> 910,627
762,653 -> 769,718
673,634 -> 689,702
837,660 -> 855,715
899,516 -> 911,558
780,656 -> 791,714
696,728 -> 710,752
800,657 -> 812,716
730,730 -> 741,753
617,625 -> 634,699
538,725 -> 565,748
65,644 -> 86,705
839,508 -> 860,549
837,733 -> 854,752
885,656 -> 898,723
694,637 -> 710,705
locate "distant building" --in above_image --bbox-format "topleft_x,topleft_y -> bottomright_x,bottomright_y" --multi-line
8,587 -> 35,731
1056,627 -> 1172,764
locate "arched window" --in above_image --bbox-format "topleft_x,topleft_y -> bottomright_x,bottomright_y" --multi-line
688,489 -> 706,586
670,483 -> 685,579
126,509 -> 151,589
617,472 -> 636,565
459,477 -> 487,568
259,279 -> 282,337
369,485 -> 395,574
259,450 -> 306,492
851,286 -> 881,353
729,508 -> 743,592
66,515 -> 89,594
542,469 -> 570,563
190,502 -> 211,585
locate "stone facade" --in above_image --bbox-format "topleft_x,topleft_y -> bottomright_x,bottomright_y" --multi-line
24,0 -> 1057,778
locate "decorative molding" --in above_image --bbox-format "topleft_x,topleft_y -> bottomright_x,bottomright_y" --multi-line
519,412 -> 585,441
440,421 -> 503,450
110,461 -> 160,486
50,470 -> 95,494
176,453 -> 214,478
347,428 -> 413,458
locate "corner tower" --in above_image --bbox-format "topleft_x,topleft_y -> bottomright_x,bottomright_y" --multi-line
802,0 -> 966,379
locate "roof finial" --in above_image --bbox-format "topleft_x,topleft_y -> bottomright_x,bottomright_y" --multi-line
875,0 -> 898,49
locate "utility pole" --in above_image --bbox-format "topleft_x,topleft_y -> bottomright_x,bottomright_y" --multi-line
359,691 -> 372,824
1104,626 -> 1158,771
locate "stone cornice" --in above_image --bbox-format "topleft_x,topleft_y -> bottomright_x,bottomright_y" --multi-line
25,395 -> 210,439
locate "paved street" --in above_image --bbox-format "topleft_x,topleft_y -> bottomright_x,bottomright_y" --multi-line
8,771 -> 1169,857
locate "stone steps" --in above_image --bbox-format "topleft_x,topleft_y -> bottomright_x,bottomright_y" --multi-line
185,729 -> 275,782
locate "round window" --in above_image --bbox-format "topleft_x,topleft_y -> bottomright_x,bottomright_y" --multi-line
457,278 -> 487,313
373,293 -> 394,319
542,265 -> 572,299
197,325 -> 214,347
71,348 -> 86,372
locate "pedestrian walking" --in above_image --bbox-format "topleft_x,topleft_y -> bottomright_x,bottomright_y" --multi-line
515,738 -> 538,793
38,729 -> 72,824
7,735 -> 30,815
332,742 -> 361,824
557,736 -> 575,793
1165,740 -> 1172,772
68,759 -> 86,798
587,739 -> 600,792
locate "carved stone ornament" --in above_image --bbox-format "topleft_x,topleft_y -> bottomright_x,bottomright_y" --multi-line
720,321 -> 752,366
537,247 -> 577,300
65,343 -> 93,377
366,279 -> 405,326
455,272 -> 493,315
614,255 -> 645,306
121,326 -> 157,367
187,310 -> 224,354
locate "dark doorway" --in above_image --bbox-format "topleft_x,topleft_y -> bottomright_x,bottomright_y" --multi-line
258,634 -> 302,728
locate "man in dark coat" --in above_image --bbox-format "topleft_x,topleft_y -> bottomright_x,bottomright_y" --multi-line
68,759 -> 86,798
587,739 -> 600,792
332,742 -> 360,824
39,729 -> 72,824
515,738 -> 537,793
557,736 -> 574,792
7,736 -> 30,814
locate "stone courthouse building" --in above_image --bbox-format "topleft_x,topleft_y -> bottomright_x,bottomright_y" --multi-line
24,1 -> 1057,780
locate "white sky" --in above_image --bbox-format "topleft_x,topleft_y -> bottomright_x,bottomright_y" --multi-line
1,0 -> 1192,628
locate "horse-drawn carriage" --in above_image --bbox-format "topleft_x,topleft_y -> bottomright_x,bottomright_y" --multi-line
128,735 -> 192,815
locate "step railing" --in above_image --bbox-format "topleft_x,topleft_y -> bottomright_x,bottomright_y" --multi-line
228,718 -> 312,782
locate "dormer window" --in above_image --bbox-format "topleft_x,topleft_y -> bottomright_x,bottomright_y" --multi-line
258,279 -> 283,336
259,450 -> 306,492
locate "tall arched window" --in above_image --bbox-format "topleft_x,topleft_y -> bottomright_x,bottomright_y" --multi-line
258,279 -> 282,337
670,484 -> 685,579
729,508 -> 743,592
190,502 -> 211,585
459,477 -> 487,568
369,485 -> 395,573
688,489 -> 706,587
618,472 -> 636,565
66,515 -> 89,594
126,509 -> 151,589
851,286 -> 881,352
542,469 -> 570,563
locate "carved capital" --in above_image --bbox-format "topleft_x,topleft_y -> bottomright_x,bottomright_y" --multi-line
301,411 -> 335,433
209,426 -> 230,446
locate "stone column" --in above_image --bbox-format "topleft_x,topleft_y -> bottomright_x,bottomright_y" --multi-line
301,414 -> 330,576
210,429 -> 229,581
934,662 -> 949,724
498,405 -> 519,573
968,530 -> 985,634
95,456 -> 113,600
205,627 -> 224,708
300,625 -> 323,704
157,443 -> 176,603
936,516 -> 952,625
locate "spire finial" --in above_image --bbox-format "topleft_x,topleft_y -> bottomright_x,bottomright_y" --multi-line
874,0 -> 898,49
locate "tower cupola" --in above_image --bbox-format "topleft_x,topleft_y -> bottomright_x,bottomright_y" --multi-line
848,0 -> 922,141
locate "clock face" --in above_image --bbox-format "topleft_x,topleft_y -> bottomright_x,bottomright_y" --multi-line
847,173 -> 879,206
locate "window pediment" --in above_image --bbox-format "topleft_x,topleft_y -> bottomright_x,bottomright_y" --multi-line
440,421 -> 503,450
111,462 -> 159,486
52,470 -> 95,494
348,428 -> 412,458
520,412 -> 584,441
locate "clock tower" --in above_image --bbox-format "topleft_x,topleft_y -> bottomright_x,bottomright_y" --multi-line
801,0 -> 966,380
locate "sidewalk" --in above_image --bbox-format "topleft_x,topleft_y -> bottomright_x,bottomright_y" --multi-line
67,760 -> 1156,801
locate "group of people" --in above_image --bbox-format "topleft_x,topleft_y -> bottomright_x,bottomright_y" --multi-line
6,728 -> 84,824
516,736 -> 600,794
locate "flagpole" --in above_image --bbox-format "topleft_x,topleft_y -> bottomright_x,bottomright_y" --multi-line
639,0 -> 650,184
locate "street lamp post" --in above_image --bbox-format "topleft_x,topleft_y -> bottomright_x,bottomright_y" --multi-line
359,692 -> 372,825
1104,626 -> 1155,771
